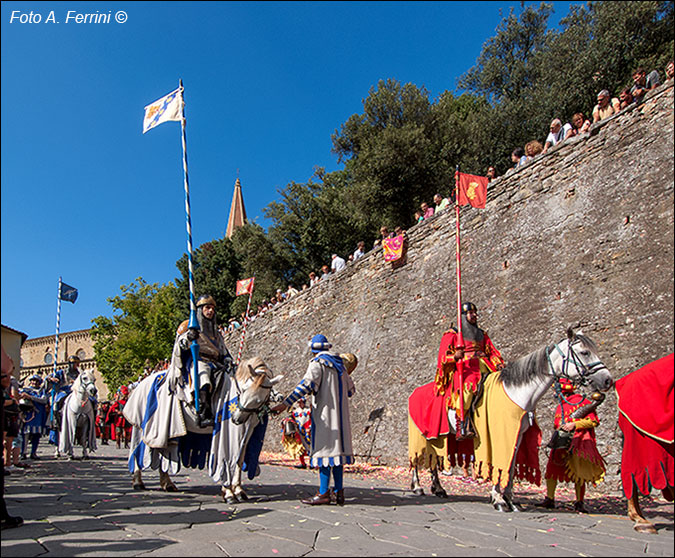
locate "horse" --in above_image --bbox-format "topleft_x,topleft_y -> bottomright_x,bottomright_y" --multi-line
409,327 -> 614,512
124,356 -> 283,503
58,369 -> 98,460
615,353 -> 674,534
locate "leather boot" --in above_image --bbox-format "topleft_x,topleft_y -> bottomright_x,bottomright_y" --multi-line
197,388 -> 214,428
301,491 -> 331,505
456,414 -> 476,440
335,489 -> 345,506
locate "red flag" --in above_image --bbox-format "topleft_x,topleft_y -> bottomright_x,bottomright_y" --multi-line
235,277 -> 255,296
456,172 -> 488,209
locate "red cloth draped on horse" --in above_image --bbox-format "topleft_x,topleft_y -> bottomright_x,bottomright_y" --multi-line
616,353 -> 674,500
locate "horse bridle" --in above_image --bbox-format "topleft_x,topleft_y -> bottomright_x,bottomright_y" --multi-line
233,367 -> 274,419
546,337 -> 606,388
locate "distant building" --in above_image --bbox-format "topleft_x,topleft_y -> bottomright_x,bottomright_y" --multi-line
20,328 -> 110,400
1,324 -> 28,380
225,177 -> 247,238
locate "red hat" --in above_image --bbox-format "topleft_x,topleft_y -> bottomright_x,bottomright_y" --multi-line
120,385 -> 129,396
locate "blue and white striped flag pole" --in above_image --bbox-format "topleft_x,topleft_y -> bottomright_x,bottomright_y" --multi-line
178,79 -> 202,412
50,276 -> 63,424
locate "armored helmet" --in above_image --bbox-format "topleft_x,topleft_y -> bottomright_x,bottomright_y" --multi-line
461,302 -> 477,314
196,294 -> 216,308
68,355 -> 81,363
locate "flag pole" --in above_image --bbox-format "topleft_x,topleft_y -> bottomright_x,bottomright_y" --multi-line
178,79 -> 201,412
50,277 -> 62,424
235,284 -> 255,367
454,166 -> 465,422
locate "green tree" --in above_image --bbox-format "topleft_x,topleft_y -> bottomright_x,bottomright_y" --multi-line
91,278 -> 182,392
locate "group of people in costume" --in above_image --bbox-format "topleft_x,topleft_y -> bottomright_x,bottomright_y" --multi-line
430,301 -> 607,511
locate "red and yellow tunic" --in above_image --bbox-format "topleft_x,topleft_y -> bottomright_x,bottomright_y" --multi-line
434,328 -> 504,411
544,393 -> 606,485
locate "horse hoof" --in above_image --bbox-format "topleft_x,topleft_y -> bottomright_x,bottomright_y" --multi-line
509,503 -> 521,513
236,492 -> 249,501
494,503 -> 510,512
434,490 -> 448,499
634,522 -> 658,534
133,483 -> 146,491
224,495 -> 239,504
162,484 -> 178,493
412,488 -> 425,496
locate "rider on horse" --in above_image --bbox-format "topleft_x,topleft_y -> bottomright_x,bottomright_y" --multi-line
434,302 -> 504,439
45,355 -> 80,451
173,294 -> 234,428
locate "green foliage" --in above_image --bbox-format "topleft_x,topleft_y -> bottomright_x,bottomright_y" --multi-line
91,278 -> 182,392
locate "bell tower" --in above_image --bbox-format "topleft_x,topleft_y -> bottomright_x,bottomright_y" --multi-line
225,177 -> 247,238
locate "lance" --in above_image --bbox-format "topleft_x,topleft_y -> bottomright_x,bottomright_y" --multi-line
178,79 -> 201,412
454,165 -> 465,422
235,282 -> 255,367
49,276 -> 62,425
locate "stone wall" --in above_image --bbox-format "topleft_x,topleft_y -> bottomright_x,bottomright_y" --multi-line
224,83 -> 674,489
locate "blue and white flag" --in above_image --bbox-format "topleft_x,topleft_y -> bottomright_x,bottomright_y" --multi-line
59,282 -> 78,303
143,88 -> 183,134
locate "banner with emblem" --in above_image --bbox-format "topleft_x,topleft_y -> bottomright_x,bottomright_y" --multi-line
456,171 -> 488,209
59,281 -> 78,304
382,235 -> 405,262
235,277 -> 255,296
143,88 -> 184,133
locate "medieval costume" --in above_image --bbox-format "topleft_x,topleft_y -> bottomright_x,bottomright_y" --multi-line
434,305 -> 504,416
96,401 -> 111,445
539,379 -> 606,512
44,357 -> 79,451
169,294 -> 233,427
107,386 -> 132,449
281,398 -> 311,468
274,336 -> 357,505
20,375 -> 49,459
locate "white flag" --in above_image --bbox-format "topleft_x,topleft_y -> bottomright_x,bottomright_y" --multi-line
143,87 -> 183,133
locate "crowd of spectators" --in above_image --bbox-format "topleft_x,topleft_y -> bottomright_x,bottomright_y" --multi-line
511,63 -> 670,171
219,62 -> 673,336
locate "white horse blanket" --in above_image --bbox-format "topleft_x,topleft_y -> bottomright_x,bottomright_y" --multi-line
124,368 -> 263,486
59,392 -> 97,455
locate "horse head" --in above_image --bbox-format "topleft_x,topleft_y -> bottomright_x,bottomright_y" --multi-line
231,357 -> 283,425
73,370 -> 98,402
548,327 -> 613,393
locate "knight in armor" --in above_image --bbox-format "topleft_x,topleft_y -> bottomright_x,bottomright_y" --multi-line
45,355 -> 80,453
434,302 -> 504,440
174,295 -> 233,427
20,374 -> 49,459
537,379 -> 606,513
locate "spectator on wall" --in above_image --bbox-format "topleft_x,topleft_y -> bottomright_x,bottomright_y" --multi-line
309,271 -> 320,287
331,254 -> 346,273
511,147 -> 527,168
320,265 -> 331,280
433,193 -> 450,213
619,88 -> 634,110
630,67 -> 661,103
543,118 -> 573,153
666,60 -> 674,81
421,202 -> 434,219
592,89 -> 620,122
566,112 -> 591,139
525,140 -> 544,159
486,166 -> 497,182
353,241 -> 366,261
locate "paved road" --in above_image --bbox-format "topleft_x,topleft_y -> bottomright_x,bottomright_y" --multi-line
2,442 -> 673,557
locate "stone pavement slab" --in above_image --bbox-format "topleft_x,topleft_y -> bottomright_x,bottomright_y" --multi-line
2,442 -> 673,557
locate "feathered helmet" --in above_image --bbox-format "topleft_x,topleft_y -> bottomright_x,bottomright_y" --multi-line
309,334 -> 332,354
558,378 -> 575,393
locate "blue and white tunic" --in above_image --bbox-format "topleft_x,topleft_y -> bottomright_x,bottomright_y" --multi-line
21,386 -> 49,435
283,351 -> 355,467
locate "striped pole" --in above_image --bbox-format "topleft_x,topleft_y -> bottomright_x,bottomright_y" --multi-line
178,79 -> 201,412
235,288 -> 254,367
50,277 -> 62,424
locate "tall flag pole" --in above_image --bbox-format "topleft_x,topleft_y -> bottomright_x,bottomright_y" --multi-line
50,278 -> 77,424
179,80 -> 201,413
51,277 -> 63,425
143,80 -> 200,411
454,166 -> 465,422
235,278 -> 255,367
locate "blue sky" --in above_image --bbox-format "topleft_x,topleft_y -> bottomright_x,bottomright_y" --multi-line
1,1 -> 580,339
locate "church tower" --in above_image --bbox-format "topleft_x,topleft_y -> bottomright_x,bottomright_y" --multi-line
225,177 -> 247,238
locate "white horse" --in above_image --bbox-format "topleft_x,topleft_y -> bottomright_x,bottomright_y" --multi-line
58,369 -> 98,460
410,327 -> 614,511
125,356 -> 283,503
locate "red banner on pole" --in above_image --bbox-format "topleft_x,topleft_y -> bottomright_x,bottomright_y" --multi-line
235,277 -> 255,296
456,171 -> 488,209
